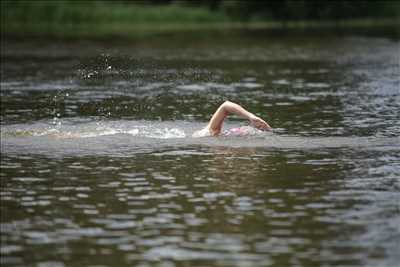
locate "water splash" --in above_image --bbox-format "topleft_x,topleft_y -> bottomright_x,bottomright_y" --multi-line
2,120 -> 187,139
1,119 -> 399,158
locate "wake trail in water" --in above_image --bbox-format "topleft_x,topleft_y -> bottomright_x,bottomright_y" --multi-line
1,119 -> 399,156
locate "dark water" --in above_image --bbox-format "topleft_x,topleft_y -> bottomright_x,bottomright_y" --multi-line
1,33 -> 399,267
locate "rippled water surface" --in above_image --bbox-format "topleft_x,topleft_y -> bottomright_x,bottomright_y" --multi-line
1,33 -> 400,267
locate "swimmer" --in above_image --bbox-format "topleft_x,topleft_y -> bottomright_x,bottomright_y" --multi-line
193,100 -> 272,137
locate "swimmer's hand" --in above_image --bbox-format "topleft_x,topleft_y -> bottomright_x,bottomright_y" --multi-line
249,115 -> 272,131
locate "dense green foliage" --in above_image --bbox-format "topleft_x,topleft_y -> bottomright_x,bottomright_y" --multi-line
224,0 -> 398,21
1,0 -> 229,24
1,0 -> 399,38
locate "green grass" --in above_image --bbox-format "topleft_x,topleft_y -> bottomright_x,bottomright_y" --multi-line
1,0 -> 399,40
1,1 -> 230,24
1,0 -> 232,38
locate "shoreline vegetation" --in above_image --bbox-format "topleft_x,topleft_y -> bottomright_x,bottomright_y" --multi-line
1,1 -> 399,40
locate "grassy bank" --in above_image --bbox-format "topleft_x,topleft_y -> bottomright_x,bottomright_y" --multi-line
1,1 -> 399,40
1,1 -> 225,38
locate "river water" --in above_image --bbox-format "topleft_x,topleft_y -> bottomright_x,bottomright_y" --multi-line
1,32 -> 399,267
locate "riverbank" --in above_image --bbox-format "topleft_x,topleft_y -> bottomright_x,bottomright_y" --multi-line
2,19 -> 399,41
1,1 -> 399,40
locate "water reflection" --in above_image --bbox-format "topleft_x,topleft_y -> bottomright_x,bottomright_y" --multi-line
1,35 -> 399,267
3,146 -> 395,266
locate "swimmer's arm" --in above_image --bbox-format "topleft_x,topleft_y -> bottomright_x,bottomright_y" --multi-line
208,101 -> 271,135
